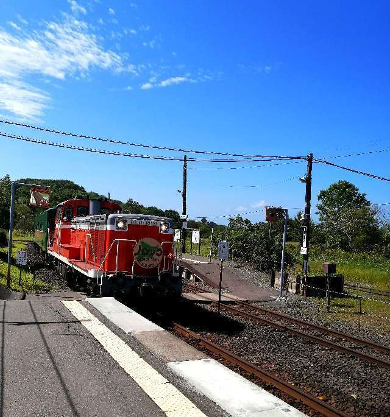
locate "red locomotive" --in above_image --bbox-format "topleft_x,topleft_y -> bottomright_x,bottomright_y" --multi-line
35,198 -> 181,297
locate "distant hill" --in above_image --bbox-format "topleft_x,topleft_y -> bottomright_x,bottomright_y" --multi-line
0,175 -> 223,234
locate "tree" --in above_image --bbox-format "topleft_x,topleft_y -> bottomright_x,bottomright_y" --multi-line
0,174 -> 11,229
317,180 -> 381,251
222,215 -> 293,272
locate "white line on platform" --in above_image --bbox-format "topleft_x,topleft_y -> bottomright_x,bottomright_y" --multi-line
181,258 -> 210,264
87,297 -> 163,334
169,359 -> 306,417
62,300 -> 207,417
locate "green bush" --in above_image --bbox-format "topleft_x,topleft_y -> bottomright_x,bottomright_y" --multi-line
0,229 -> 8,247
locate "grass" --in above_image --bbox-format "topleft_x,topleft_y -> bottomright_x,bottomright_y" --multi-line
305,246 -> 390,292
0,230 -> 54,293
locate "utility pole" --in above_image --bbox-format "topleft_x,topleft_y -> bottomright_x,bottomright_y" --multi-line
302,153 -> 313,279
181,155 -> 187,253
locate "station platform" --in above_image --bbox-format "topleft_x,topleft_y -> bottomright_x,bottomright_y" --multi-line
0,293 -> 305,416
179,255 -> 279,302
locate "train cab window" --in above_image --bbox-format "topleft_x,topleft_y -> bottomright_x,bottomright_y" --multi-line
77,206 -> 88,217
100,208 -> 110,215
55,207 -> 62,222
62,206 -> 73,222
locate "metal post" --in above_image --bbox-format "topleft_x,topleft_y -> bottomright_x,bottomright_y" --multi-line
7,182 -> 18,288
181,155 -> 187,253
190,231 -> 193,254
198,236 -> 201,256
279,209 -> 288,297
326,274 -> 330,313
209,227 -> 214,263
302,153 -> 313,276
218,260 -> 223,314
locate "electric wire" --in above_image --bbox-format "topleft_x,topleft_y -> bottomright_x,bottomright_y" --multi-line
322,147 -> 390,160
0,118 -> 304,160
315,158 -> 390,182
0,131 -> 302,163
189,160 -> 305,171
227,176 -> 300,188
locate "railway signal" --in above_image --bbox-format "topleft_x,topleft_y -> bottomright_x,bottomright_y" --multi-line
217,240 -> 229,314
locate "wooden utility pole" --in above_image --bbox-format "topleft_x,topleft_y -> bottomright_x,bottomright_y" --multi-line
302,153 -> 313,277
181,155 -> 188,253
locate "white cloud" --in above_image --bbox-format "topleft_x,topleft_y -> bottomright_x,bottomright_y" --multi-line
129,29 -> 137,35
0,81 -> 49,120
16,15 -> 28,25
124,86 -> 133,91
109,8 -> 115,15
130,3 -> 138,8
251,200 -> 266,208
159,76 -> 194,87
68,0 -> 87,15
97,18 -> 104,24
140,82 -> 153,89
236,206 -> 247,212
139,24 -> 150,31
0,13 -> 125,119
8,22 -> 21,31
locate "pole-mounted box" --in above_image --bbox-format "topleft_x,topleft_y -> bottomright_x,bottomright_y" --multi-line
323,263 -> 336,274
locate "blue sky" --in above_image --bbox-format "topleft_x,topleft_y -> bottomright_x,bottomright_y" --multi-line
0,0 -> 389,223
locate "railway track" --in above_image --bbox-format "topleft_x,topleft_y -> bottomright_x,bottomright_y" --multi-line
184,283 -> 390,369
344,282 -> 390,299
217,301 -> 390,370
173,322 -> 349,417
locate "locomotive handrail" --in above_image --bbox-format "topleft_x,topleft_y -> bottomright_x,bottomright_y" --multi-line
161,241 -> 174,273
86,234 -> 96,265
98,238 -> 137,273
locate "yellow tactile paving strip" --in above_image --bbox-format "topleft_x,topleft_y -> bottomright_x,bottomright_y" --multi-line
62,300 -> 207,417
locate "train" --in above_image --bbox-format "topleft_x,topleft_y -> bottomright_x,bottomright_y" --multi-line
34,198 -> 181,297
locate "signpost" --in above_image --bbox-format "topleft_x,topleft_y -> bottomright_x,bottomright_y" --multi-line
7,182 -> 50,288
217,241 -> 229,314
16,250 -> 27,266
191,230 -> 200,255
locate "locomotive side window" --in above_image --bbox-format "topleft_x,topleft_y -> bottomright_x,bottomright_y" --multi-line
77,206 -> 88,217
63,206 -> 73,222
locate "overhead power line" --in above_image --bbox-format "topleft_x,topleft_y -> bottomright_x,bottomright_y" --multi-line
315,158 -> 390,182
190,160 -> 305,171
0,131 -> 301,163
227,176 -> 300,188
0,118 -> 303,160
323,147 -> 390,160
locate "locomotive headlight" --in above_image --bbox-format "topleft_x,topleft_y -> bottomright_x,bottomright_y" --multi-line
116,218 -> 128,230
160,221 -> 169,233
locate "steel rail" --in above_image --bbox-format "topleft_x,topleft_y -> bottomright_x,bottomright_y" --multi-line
173,323 -> 349,417
215,303 -> 390,370
343,283 -> 390,298
230,299 -> 390,356
183,282 -> 390,355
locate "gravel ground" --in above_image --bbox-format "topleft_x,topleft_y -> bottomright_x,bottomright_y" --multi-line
25,242 -> 72,291
205,259 -> 390,347
167,298 -> 390,417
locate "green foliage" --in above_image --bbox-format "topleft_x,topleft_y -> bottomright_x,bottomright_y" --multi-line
217,215 -> 293,272
0,229 -> 7,247
317,180 -> 381,252
0,174 -> 11,229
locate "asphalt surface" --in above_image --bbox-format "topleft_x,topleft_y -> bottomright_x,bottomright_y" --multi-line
0,297 -> 226,417
179,255 -> 278,301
